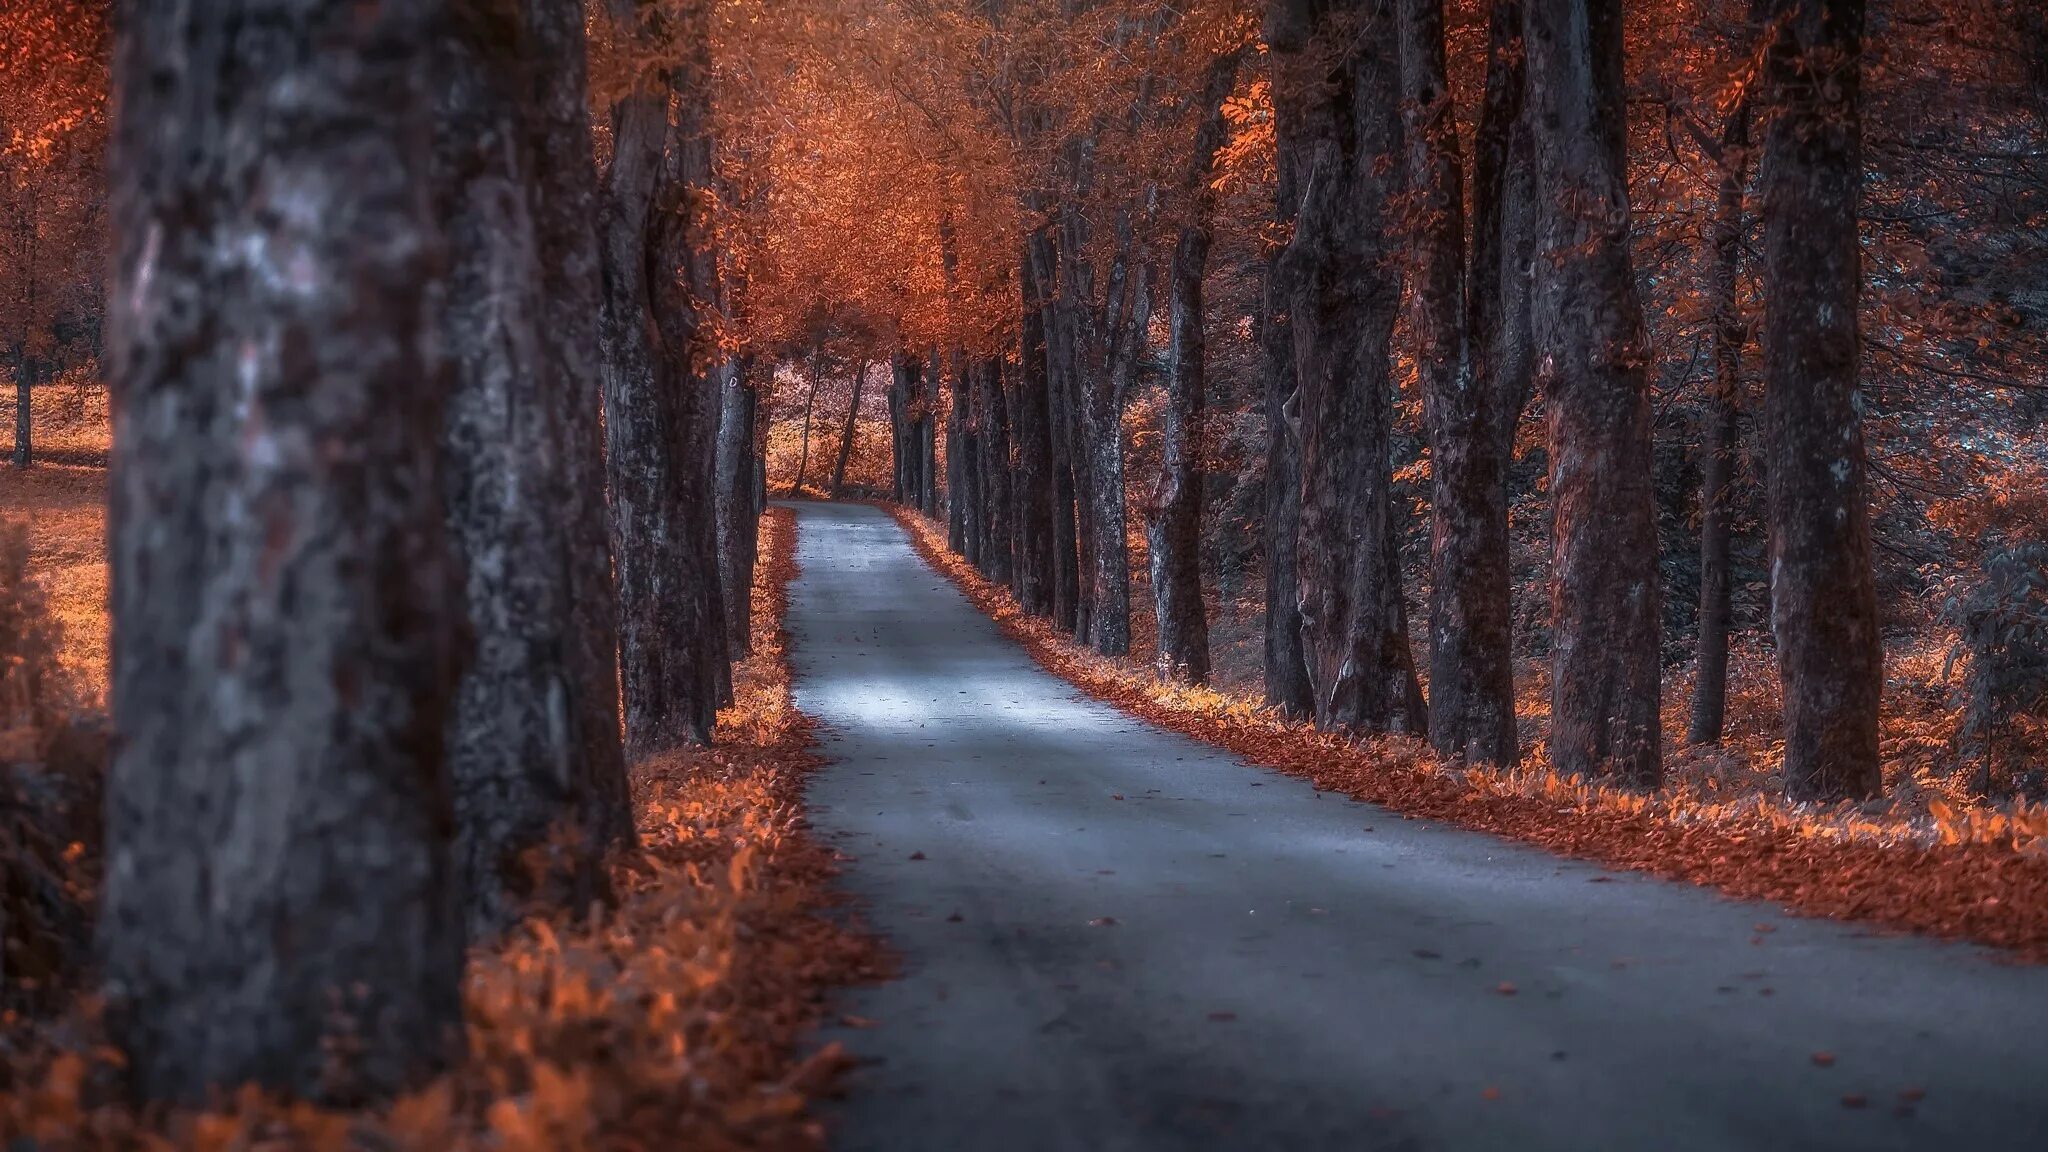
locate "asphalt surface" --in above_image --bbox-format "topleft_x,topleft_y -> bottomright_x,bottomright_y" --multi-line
788,500 -> 2048,1152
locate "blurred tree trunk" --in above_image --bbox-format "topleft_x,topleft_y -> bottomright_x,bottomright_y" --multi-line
598,1 -> 715,750
832,360 -> 865,496
434,0 -> 628,937
102,0 -> 464,1102
1149,52 -> 1238,684
716,353 -> 757,654
793,340 -> 821,492
1410,0 -> 1517,765
1690,99 -> 1751,747
10,181 -> 36,470
1273,0 -> 1427,735
1759,0 -> 1882,801
1523,0 -> 1663,786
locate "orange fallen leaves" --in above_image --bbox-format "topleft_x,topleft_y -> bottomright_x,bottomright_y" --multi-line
889,504 -> 2048,964
1,507 -> 885,1150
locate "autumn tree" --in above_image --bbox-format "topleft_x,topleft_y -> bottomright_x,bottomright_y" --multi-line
102,0 -> 464,1102
1758,0 -> 1882,800
1523,0 -> 1663,786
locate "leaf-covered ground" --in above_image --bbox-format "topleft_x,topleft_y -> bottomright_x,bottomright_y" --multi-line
888,506 -> 2048,963
2,506 -> 884,1150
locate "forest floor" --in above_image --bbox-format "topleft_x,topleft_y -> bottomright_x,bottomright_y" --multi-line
797,500 -> 2048,1151
1,502 -> 884,1149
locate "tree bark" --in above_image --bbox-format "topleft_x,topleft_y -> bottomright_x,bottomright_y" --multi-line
597,6 -> 715,751
1260,10 -> 1314,717
434,0 -> 627,937
1274,0 -> 1427,735
1523,0 -> 1663,786
1689,100 -> 1750,747
716,352 -> 757,654
1758,0 -> 1882,801
793,341 -> 821,492
1148,54 -> 1237,684
832,360 -> 866,497
1406,0 -> 1517,765
103,0 -> 464,1102
1080,215 -> 1146,658
1014,235 -> 1059,616
977,355 -> 1016,586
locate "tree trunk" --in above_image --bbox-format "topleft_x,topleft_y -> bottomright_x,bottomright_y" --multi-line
1274,0 -> 1427,735
1759,0 -> 1882,802
434,0 -> 627,938
949,355 -> 969,552
650,63 -> 731,712
597,10 -> 715,751
103,0 -> 464,1102
1523,0 -> 1663,786
1014,236 -> 1059,616
1081,225 -> 1146,659
977,355 -> 1015,586
11,355 -> 30,470
832,360 -> 866,496
1260,13 -> 1314,718
1149,52 -> 1238,685
1690,100 -> 1751,747
716,353 -> 756,654
793,342 -> 820,492
1406,0 -> 1517,765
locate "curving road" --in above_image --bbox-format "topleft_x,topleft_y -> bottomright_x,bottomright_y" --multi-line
788,501 -> 2048,1152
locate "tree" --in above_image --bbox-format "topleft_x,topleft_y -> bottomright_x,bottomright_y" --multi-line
101,0 -> 464,1102
1406,0 -> 1519,765
1272,0 -> 1427,735
1759,0 -> 1883,800
1523,0 -> 1663,786
833,359 -> 868,496
1148,49 -> 1241,684
435,0 -> 632,936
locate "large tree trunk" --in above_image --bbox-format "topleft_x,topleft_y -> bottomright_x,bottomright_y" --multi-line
1407,0 -> 1517,765
103,0 -> 464,1103
1259,16 -> 1313,718
1080,220 -> 1146,659
1759,0 -> 1882,801
651,62 -> 731,712
434,0 -> 626,937
522,0 -> 633,863
1690,100 -> 1751,747
1014,237 -> 1059,616
597,8 -> 715,751
1273,0 -> 1427,735
1523,0 -> 1663,786
949,354 -> 970,552
832,360 -> 866,497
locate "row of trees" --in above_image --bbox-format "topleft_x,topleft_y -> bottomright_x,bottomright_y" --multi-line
98,0 -> 762,1105
797,0 -> 1886,798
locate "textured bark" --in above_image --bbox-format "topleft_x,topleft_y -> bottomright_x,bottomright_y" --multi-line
716,353 -> 757,655
102,0 -> 463,1102
1469,0 -> 1538,462
1690,101 -> 1750,747
434,0 -> 626,937
1274,0 -> 1427,735
976,355 -> 1016,586
651,65 -> 731,712
1079,217 -> 1146,658
1260,14 -> 1313,717
1759,0 -> 1882,801
1147,53 -> 1237,684
522,0 -> 633,861
1407,0 -> 1517,765
889,351 -> 930,506
832,360 -> 865,497
1014,237 -> 1059,616
1523,0 -> 1663,786
597,15 -> 714,751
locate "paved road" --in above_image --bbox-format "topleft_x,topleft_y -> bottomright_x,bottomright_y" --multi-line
788,501 -> 2048,1152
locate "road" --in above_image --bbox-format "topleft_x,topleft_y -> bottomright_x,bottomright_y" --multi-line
787,501 -> 2048,1152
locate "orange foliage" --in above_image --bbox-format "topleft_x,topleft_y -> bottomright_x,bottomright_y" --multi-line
1,508 -> 884,1149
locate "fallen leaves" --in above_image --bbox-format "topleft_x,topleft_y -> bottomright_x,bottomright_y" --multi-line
887,506 -> 2048,963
